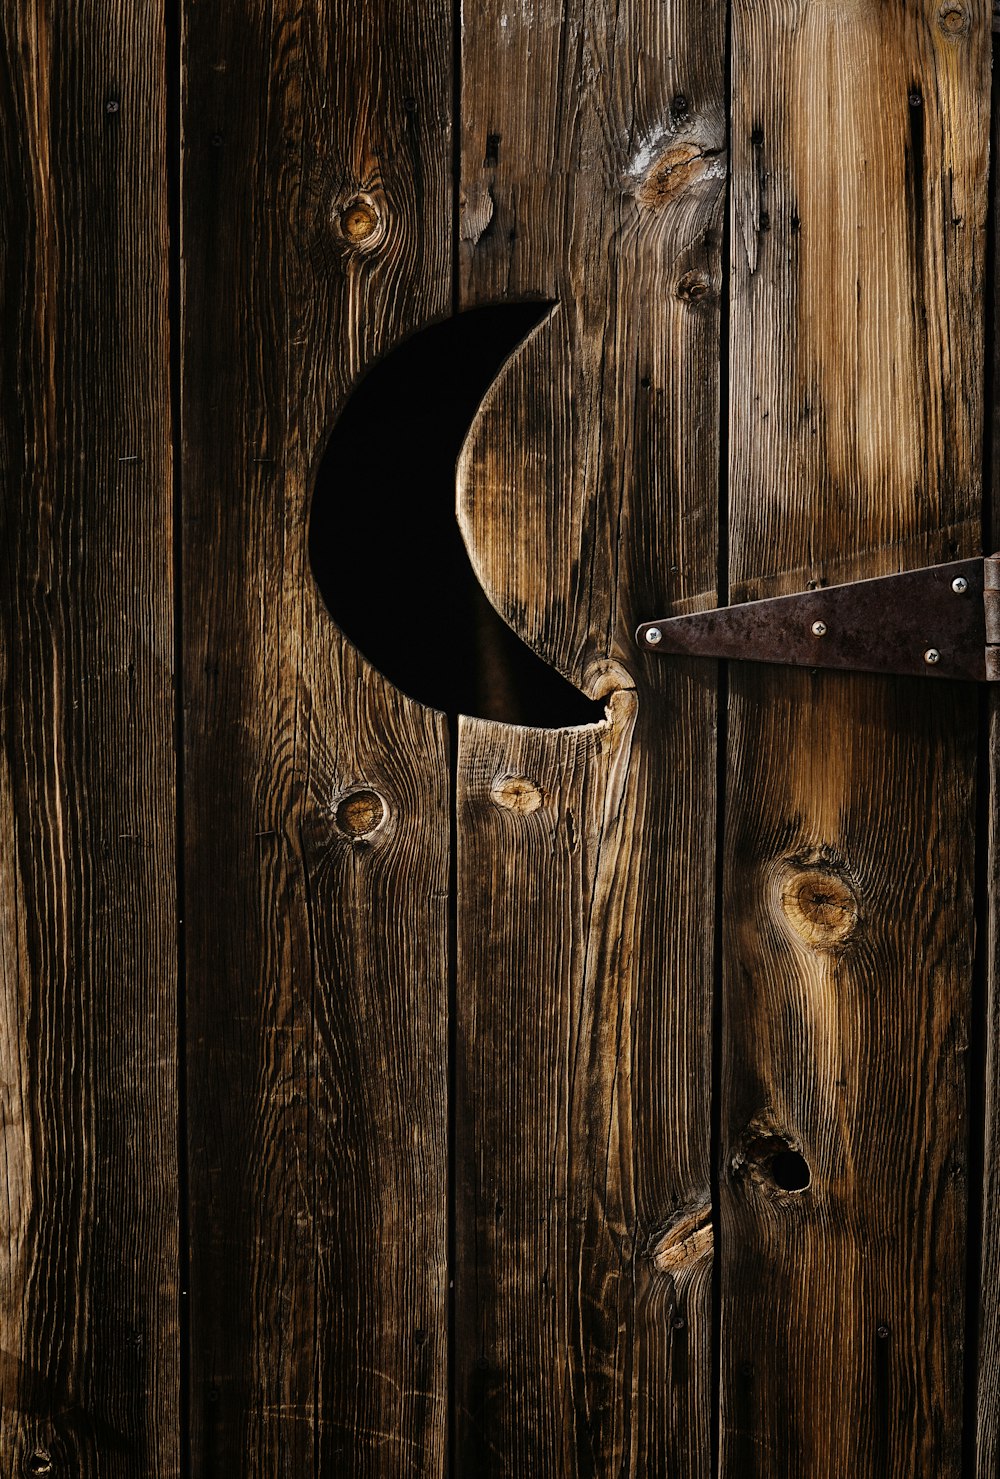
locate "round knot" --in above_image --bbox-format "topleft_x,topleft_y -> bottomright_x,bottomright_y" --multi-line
334,788 -> 386,838
937,3 -> 969,32
334,193 -> 386,252
491,775 -> 543,815
779,863 -> 859,950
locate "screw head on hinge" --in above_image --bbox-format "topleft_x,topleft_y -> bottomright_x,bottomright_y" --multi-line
645,627 -> 662,645
811,621 -> 827,637
924,648 -> 941,665
952,576 -> 969,594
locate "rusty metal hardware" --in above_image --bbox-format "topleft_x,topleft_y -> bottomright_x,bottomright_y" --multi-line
636,556 -> 1000,681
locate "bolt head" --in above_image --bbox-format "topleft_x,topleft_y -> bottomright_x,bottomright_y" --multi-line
811,620 -> 827,637
644,627 -> 662,645
952,576 -> 969,594
924,648 -> 941,665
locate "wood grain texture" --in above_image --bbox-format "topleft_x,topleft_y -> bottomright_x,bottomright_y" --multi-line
976,69 -> 1000,1477
455,1 -> 725,1470
180,3 -> 452,1474
456,678 -> 718,1476
0,4 -> 179,1475
979,690 -> 1000,1477
722,0 -> 989,1470
729,0 -> 989,600
458,0 -> 727,688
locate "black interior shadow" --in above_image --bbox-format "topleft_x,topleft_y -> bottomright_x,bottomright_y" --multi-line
309,304 -> 602,727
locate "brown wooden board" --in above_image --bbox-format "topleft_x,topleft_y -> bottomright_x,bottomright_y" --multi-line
180,3 -> 452,1474
722,2 -> 990,1472
982,688 -> 1000,1476
0,3 -> 179,1474
977,37 -> 1000,1477
454,2 -> 726,1471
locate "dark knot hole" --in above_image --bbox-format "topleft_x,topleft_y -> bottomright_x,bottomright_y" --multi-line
770,1149 -> 811,1193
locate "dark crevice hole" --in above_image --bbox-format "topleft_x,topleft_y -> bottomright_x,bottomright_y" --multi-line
309,304 -> 602,727
770,1149 -> 811,1193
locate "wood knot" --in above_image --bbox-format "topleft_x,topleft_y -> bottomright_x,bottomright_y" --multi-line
731,1124 -> 811,1195
490,774 -> 543,814
676,269 -> 714,303
334,193 -> 385,251
648,1204 -> 713,1275
334,788 -> 386,838
779,862 -> 859,951
23,1455 -> 53,1477
937,3 -> 969,32
635,143 -> 725,209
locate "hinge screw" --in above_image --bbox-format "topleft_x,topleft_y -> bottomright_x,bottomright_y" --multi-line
925,648 -> 941,665
645,627 -> 662,645
811,621 -> 827,637
952,576 -> 969,594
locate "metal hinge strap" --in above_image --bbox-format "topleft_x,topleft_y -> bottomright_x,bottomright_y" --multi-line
985,554 -> 1000,678
637,556 -> 1000,682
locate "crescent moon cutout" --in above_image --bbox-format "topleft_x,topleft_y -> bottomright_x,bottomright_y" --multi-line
309,303 -> 602,727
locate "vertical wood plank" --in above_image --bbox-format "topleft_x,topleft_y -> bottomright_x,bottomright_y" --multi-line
981,686 -> 1000,1475
0,4 -> 179,1474
180,3 -> 452,1474
455,1 -> 726,1470
976,52 -> 1000,1476
723,0 -> 990,1471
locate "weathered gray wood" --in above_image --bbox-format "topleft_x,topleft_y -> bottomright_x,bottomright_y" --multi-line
181,3 -> 452,1473
723,0 -> 990,1470
0,3 -> 179,1473
455,2 -> 726,1470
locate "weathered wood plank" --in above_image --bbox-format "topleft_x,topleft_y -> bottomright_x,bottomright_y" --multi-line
180,3 -> 452,1473
456,680 -> 718,1476
980,689 -> 1000,1475
975,66 -> 1000,1478
0,3 -> 179,1474
722,0 -> 990,1470
455,1 -> 726,1470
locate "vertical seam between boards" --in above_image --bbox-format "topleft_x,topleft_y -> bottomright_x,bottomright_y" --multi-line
446,4 -> 462,1476
710,0 -> 735,1470
962,24 -> 999,1477
164,0 -> 191,1474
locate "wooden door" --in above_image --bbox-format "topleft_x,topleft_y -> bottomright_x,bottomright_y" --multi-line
1,0 -> 996,1474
